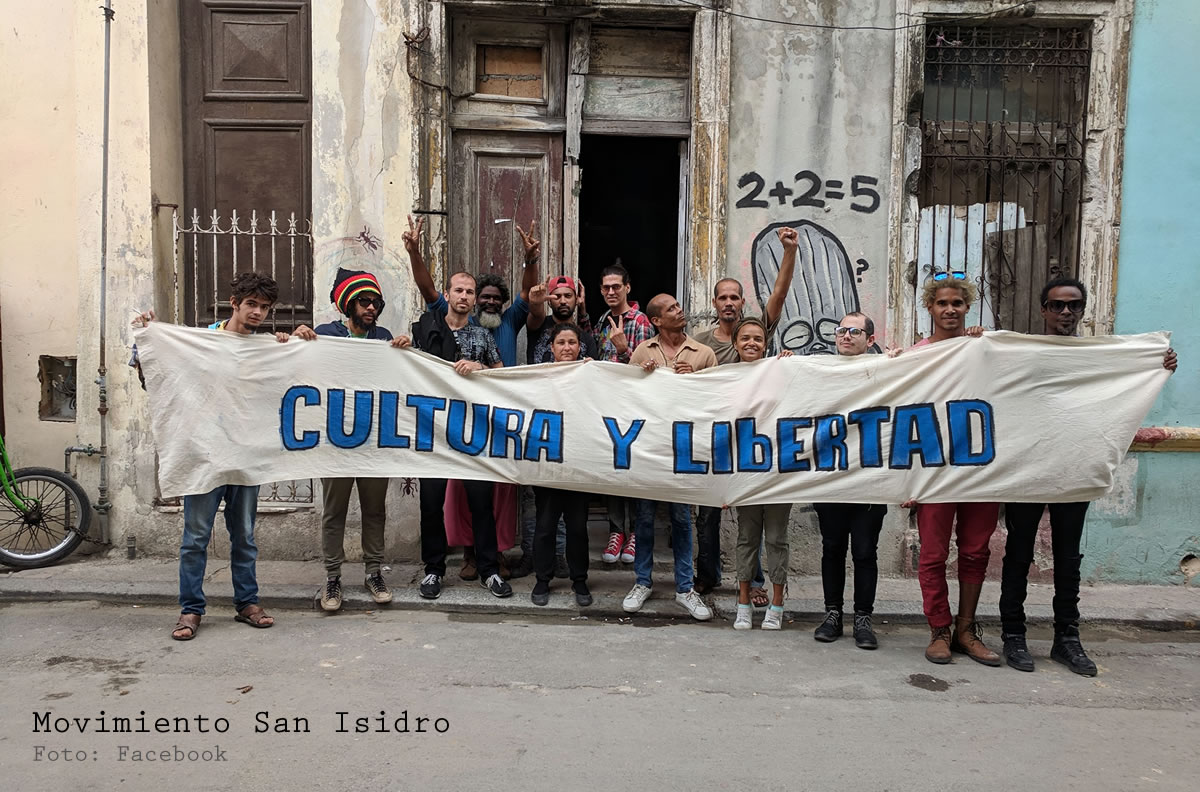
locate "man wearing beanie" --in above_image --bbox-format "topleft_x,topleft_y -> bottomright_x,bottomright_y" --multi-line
302,268 -> 400,611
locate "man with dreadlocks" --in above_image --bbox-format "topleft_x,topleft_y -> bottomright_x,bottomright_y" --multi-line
292,268 -> 408,611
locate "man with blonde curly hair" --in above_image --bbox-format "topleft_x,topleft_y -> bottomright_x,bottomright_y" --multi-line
902,273 -> 1000,667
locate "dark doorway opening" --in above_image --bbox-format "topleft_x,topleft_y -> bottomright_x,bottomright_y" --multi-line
578,135 -> 681,320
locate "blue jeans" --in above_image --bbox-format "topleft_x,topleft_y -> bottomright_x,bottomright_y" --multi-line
633,499 -> 694,593
180,484 -> 260,615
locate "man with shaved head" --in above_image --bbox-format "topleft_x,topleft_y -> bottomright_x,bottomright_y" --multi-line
623,294 -> 718,621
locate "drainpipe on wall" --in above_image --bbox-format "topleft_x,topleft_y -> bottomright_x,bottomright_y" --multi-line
81,1 -> 115,544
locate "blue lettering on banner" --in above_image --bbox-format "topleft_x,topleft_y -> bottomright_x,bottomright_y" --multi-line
490,407 -> 525,459
890,403 -> 945,469
947,399 -> 996,466
524,410 -> 564,463
280,385 -> 320,450
327,390 -> 374,449
406,395 -> 447,452
735,418 -> 773,472
711,422 -> 733,475
446,399 -> 490,456
814,414 -> 850,472
848,407 -> 890,468
777,417 -> 812,473
672,422 -> 709,474
603,417 -> 645,470
377,392 -> 411,449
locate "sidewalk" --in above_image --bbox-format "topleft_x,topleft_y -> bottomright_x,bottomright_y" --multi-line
2,554 -> 1197,629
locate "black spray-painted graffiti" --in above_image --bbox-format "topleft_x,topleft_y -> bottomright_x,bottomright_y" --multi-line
751,220 -> 878,355
735,170 -> 881,214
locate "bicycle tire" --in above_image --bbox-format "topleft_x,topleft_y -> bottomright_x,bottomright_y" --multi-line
0,467 -> 91,569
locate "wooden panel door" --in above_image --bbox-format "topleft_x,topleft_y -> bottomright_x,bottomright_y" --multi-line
181,0 -> 312,328
450,132 -> 564,298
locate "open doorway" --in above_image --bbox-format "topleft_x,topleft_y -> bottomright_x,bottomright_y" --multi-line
578,135 -> 681,320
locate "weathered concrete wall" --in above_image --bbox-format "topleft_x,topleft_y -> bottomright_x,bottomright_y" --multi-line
311,0 -> 428,558
725,0 -> 897,349
1097,0 -> 1200,584
0,3 -> 86,470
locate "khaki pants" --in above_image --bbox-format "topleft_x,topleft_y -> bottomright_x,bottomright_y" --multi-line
321,477 -> 389,577
736,504 -> 792,585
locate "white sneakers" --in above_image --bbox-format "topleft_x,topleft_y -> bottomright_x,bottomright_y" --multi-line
622,583 -> 652,612
733,604 -> 753,630
623,584 -> 713,622
675,589 -> 713,621
762,605 -> 785,630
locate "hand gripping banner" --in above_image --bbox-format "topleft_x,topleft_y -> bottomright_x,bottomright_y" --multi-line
135,323 -> 1171,505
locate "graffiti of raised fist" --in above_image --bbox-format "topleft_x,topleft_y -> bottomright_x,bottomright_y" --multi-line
777,226 -> 799,251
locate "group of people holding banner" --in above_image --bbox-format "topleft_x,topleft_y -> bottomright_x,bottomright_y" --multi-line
134,216 -> 1176,679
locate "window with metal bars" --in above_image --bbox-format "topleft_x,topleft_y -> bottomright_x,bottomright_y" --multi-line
917,23 -> 1091,334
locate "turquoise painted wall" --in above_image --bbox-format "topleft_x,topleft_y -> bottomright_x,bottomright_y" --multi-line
1090,0 -> 1200,583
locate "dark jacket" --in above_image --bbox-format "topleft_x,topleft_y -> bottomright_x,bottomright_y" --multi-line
411,311 -> 458,362
314,320 -> 393,341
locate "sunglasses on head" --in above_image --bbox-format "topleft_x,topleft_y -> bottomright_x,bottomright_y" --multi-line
1043,299 -> 1085,314
932,271 -> 966,281
834,326 -> 866,337
355,295 -> 384,310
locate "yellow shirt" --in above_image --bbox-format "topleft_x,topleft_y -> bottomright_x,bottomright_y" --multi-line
628,335 -> 718,372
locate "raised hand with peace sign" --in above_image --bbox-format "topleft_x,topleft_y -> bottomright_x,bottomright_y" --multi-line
515,220 -> 540,265
607,314 -> 629,356
403,213 -> 439,304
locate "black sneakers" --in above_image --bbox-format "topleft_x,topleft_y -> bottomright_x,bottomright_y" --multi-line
853,611 -> 878,650
813,609 -> 843,642
553,555 -> 570,579
1002,633 -> 1035,672
508,554 -> 534,579
1051,629 -> 1098,676
573,581 -> 593,607
419,573 -> 442,600
482,573 -> 513,598
531,580 -> 550,606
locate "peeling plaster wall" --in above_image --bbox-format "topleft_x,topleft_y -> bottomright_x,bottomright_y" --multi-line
725,1 -> 896,351
1098,0 -> 1200,584
0,4 -> 85,470
312,0 -> 425,556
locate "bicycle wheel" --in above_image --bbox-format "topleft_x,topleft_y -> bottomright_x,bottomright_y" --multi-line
0,467 -> 91,569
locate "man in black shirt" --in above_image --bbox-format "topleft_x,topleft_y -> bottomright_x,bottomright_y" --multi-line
403,218 -> 510,601
526,275 -> 597,364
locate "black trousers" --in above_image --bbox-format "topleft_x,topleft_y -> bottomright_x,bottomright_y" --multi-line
419,478 -> 500,579
999,501 -> 1089,635
814,503 -> 887,614
533,487 -> 589,584
694,505 -> 723,588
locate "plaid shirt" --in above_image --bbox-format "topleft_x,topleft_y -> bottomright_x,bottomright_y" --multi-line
595,302 -> 655,363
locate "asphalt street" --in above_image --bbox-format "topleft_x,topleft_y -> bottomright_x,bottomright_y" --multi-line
1,601 -> 1196,791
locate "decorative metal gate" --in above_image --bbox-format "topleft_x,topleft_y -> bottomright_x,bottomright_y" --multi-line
164,208 -> 314,506
917,23 -> 1091,334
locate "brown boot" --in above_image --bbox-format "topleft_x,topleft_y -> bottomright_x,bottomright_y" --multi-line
925,626 -> 952,664
951,617 -> 1002,666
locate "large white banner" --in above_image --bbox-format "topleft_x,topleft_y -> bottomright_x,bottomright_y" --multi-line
135,323 -> 1171,505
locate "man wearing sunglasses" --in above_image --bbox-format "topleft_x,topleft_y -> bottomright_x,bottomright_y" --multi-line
811,313 -> 888,649
998,277 -> 1178,676
298,268 -> 403,611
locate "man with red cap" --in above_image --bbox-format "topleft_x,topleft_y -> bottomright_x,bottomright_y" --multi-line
526,275 -> 598,363
293,269 -> 404,611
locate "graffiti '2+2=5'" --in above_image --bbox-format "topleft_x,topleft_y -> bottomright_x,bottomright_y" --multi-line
736,170 -> 881,214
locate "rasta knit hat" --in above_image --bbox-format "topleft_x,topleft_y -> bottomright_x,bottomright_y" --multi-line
331,268 -> 385,316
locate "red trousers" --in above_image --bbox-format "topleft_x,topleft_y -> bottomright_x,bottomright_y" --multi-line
916,502 -> 1000,628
